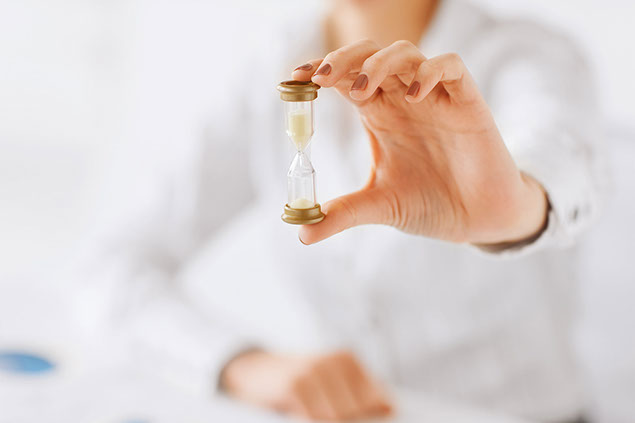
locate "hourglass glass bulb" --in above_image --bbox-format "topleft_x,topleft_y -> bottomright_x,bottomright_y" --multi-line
285,101 -> 313,151
288,152 -> 316,208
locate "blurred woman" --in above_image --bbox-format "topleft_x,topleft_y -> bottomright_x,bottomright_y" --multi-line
77,0 -> 602,422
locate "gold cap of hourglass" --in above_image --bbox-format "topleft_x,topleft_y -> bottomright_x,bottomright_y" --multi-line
282,203 -> 325,225
277,80 -> 320,102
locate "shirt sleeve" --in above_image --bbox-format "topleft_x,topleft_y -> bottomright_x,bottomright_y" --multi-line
124,289 -> 256,396
68,9 -> 289,396
472,23 -> 609,257
71,90 -> 257,396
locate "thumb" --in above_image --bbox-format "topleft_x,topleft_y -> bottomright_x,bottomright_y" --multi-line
298,188 -> 388,245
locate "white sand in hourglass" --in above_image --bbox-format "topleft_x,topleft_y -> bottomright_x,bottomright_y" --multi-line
287,109 -> 313,151
289,197 -> 315,209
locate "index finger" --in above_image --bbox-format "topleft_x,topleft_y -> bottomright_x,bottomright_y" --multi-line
291,59 -> 324,81
310,39 -> 380,88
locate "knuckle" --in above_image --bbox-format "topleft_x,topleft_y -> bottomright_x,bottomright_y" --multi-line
286,376 -> 305,396
343,39 -> 377,57
392,39 -> 415,50
358,38 -> 378,48
297,357 -> 327,377
324,50 -> 341,63
307,360 -> 324,374
415,59 -> 428,73
331,350 -> 355,365
312,354 -> 339,371
424,59 -> 443,75
445,52 -> 463,66
362,54 -> 383,71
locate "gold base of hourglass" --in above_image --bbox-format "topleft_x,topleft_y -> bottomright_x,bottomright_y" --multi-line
281,203 -> 325,225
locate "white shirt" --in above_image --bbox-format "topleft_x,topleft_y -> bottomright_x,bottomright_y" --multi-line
74,1 -> 604,421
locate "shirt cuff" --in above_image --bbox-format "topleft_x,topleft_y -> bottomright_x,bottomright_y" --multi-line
122,294 -> 256,397
471,203 -> 558,258
471,131 -> 597,258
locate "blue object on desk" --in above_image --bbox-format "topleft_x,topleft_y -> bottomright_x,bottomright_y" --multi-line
0,351 -> 55,374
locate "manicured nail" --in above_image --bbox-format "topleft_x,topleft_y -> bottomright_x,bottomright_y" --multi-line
406,81 -> 420,97
314,63 -> 331,76
351,73 -> 368,91
294,63 -> 313,71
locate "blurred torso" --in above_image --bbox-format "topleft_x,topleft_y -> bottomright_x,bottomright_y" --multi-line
187,1 -> 585,420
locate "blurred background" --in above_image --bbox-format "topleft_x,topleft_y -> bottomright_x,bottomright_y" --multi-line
0,0 -> 634,422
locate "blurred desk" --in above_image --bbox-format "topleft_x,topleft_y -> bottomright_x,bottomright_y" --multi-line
0,278 -> 531,423
1,362 -> 531,423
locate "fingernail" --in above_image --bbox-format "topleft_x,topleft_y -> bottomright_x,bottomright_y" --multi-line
294,63 -> 313,71
298,235 -> 307,245
351,73 -> 368,91
314,63 -> 331,76
406,81 -> 420,97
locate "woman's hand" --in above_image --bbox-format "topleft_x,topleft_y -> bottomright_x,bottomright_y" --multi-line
291,40 -> 548,245
221,350 -> 392,421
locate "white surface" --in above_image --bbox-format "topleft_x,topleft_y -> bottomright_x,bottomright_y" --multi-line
1,369 -> 532,423
0,279 -> 530,423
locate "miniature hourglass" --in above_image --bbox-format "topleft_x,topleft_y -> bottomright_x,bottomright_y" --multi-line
277,80 -> 325,225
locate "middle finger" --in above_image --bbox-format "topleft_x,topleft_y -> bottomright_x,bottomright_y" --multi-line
350,40 -> 426,102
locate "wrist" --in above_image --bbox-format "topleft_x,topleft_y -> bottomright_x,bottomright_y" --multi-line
479,173 -> 549,249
